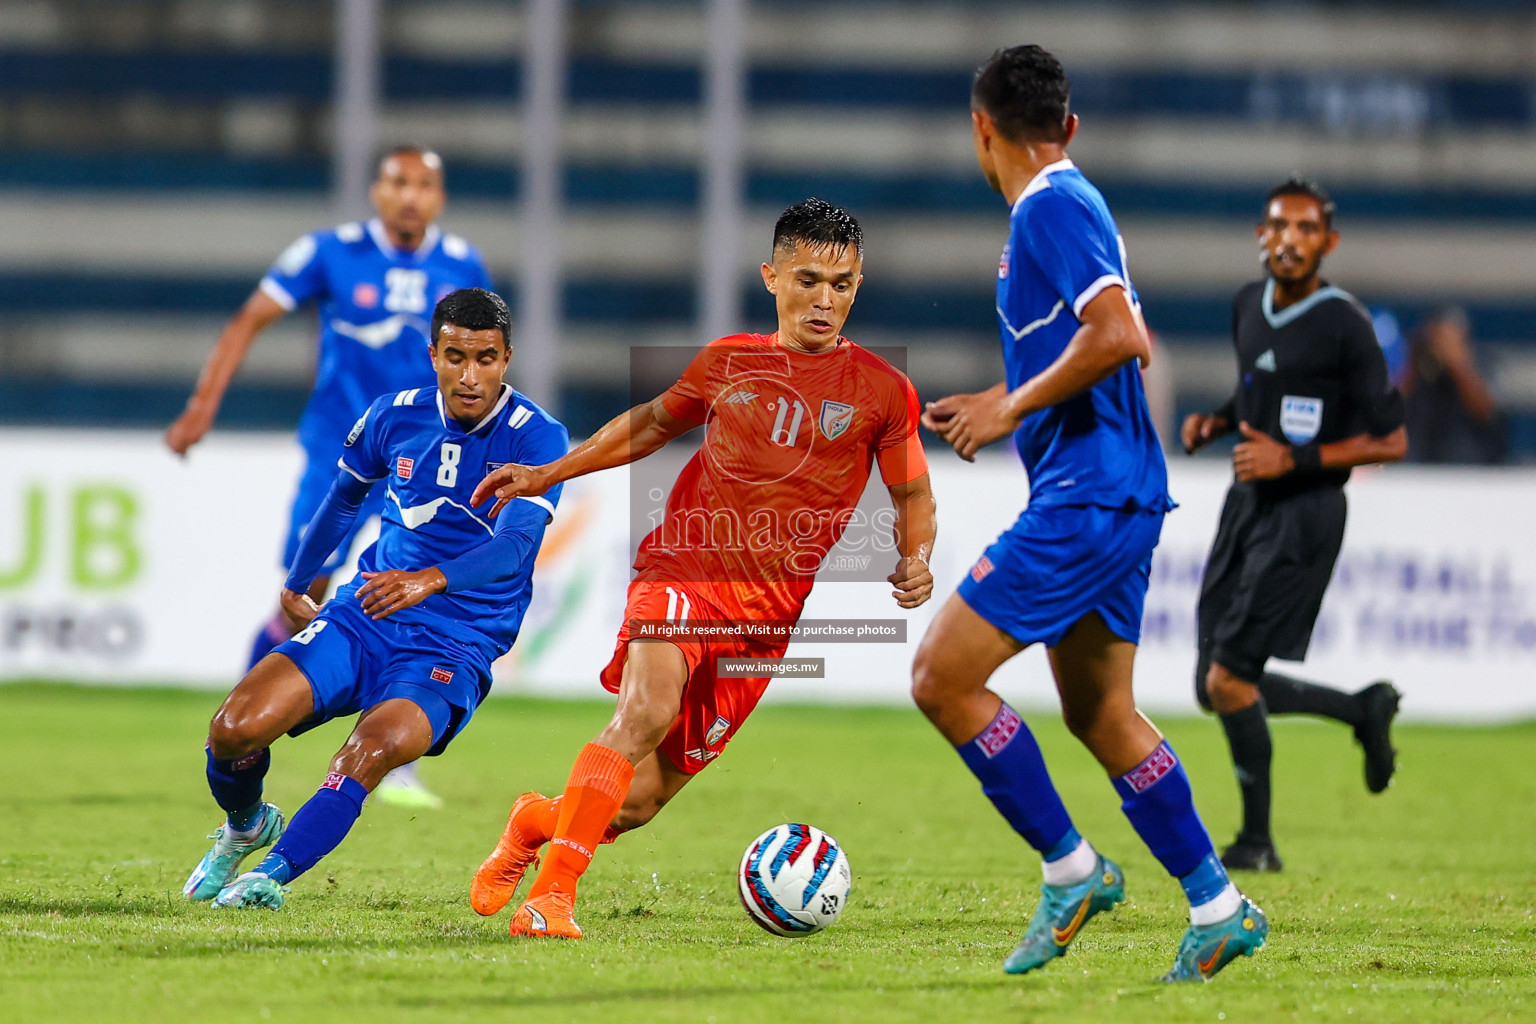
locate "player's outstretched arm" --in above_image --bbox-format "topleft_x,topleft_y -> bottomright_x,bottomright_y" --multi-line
473,396 -> 699,513
886,472 -> 936,609
1232,422 -> 1407,482
166,290 -> 287,455
922,286 -> 1147,462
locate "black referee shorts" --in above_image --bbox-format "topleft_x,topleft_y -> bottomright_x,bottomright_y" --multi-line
1196,482 -> 1346,686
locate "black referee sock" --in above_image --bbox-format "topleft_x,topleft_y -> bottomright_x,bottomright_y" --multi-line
1218,701 -> 1272,843
1259,671 -> 1363,727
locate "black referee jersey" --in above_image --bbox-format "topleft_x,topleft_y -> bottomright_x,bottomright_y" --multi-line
1214,278 -> 1405,493
1197,278 -> 1405,683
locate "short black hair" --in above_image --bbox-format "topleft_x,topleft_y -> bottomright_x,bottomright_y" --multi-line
972,45 -> 1071,144
772,198 -> 863,259
1264,176 -> 1336,230
431,288 -> 512,350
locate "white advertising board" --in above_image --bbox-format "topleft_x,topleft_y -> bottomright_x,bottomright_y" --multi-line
1,429 -> 1532,722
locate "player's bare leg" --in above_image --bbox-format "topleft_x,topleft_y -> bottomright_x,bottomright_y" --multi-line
910,593 -> 1021,745
914,595 -> 1123,974
1046,613 -> 1162,775
498,639 -> 688,938
610,747 -> 694,830
1050,615 -> 1266,982
215,698 -> 435,909
207,653 -> 316,760
186,654 -> 316,900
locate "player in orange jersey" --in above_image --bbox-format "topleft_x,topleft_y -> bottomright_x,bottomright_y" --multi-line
466,199 -> 936,938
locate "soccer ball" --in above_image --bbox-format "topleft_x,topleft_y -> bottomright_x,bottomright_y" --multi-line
737,823 -> 851,936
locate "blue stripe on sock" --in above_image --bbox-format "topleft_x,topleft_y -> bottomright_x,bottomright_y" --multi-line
1042,826 -> 1083,863
1180,852 -> 1231,907
252,852 -> 294,885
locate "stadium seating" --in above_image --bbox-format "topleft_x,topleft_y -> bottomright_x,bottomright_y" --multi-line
2,0 -> 1533,443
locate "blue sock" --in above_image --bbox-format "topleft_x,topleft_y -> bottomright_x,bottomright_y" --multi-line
955,703 -> 1075,854
262,773 -> 369,883
245,615 -> 290,672
205,746 -> 270,828
1043,826 -> 1084,863
1112,741 -> 1224,892
1179,852 -> 1232,908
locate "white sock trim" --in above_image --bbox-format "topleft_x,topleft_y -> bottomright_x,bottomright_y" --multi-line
1189,882 -> 1243,926
1041,838 -> 1097,886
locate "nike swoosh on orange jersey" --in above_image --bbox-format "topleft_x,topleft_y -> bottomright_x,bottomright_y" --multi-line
1051,898 -> 1091,946
1198,937 -> 1229,976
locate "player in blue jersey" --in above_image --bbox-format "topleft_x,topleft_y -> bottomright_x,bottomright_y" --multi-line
167,147 -> 493,807
913,47 -> 1267,982
180,289 -> 568,909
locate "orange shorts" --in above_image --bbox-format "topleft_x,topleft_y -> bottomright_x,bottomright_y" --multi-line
599,580 -> 788,774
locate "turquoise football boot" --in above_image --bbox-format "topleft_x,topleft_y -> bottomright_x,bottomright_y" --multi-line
1003,856 -> 1125,974
212,871 -> 287,910
182,804 -> 286,901
1163,895 -> 1268,982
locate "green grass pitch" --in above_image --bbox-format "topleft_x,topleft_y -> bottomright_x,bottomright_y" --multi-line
1,682 -> 1530,1023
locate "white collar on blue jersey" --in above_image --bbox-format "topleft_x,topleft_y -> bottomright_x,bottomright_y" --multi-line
1012,157 -> 1076,212
436,383 -> 514,435
368,217 -> 442,262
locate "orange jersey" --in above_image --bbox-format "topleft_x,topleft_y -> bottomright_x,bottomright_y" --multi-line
635,332 -> 927,624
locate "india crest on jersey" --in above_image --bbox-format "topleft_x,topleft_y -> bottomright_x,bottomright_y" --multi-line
819,400 -> 855,441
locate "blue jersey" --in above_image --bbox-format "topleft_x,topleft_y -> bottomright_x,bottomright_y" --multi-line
996,159 -> 1172,513
336,384 -> 568,658
260,218 -> 495,452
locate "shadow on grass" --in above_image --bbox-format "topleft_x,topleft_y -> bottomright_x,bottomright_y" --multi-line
391,974 -> 1051,1010
0,894 -> 184,917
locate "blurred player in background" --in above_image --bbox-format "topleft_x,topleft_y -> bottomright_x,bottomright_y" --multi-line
467,199 -> 936,940
1183,178 -> 1407,872
1404,306 -> 1506,465
917,46 -> 1265,983
182,289 -> 567,909
166,146 -> 494,809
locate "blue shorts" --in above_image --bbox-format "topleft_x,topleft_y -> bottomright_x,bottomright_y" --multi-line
275,597 -> 494,756
282,445 -> 386,575
957,503 -> 1165,648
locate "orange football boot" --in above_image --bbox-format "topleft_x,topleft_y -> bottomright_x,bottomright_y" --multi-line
508,890 -> 583,939
470,792 -> 547,916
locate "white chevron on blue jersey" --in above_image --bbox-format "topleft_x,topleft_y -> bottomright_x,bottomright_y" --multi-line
386,489 -> 494,534
335,382 -> 569,655
331,313 -> 425,350
257,215 -> 494,455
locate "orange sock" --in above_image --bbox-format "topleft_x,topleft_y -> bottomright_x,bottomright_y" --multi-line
527,743 -> 635,899
511,796 -> 561,847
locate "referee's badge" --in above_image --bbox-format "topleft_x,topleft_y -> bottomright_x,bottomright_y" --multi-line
1280,395 -> 1323,444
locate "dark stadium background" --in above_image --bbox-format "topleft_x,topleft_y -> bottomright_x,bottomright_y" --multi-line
2,0 -> 1533,458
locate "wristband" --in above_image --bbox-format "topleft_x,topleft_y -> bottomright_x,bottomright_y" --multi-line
1290,443 -> 1321,473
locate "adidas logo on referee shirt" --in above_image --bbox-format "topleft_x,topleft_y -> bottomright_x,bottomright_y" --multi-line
1255,349 -> 1277,372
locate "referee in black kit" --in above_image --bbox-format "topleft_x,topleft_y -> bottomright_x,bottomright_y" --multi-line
1182,177 -> 1408,872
